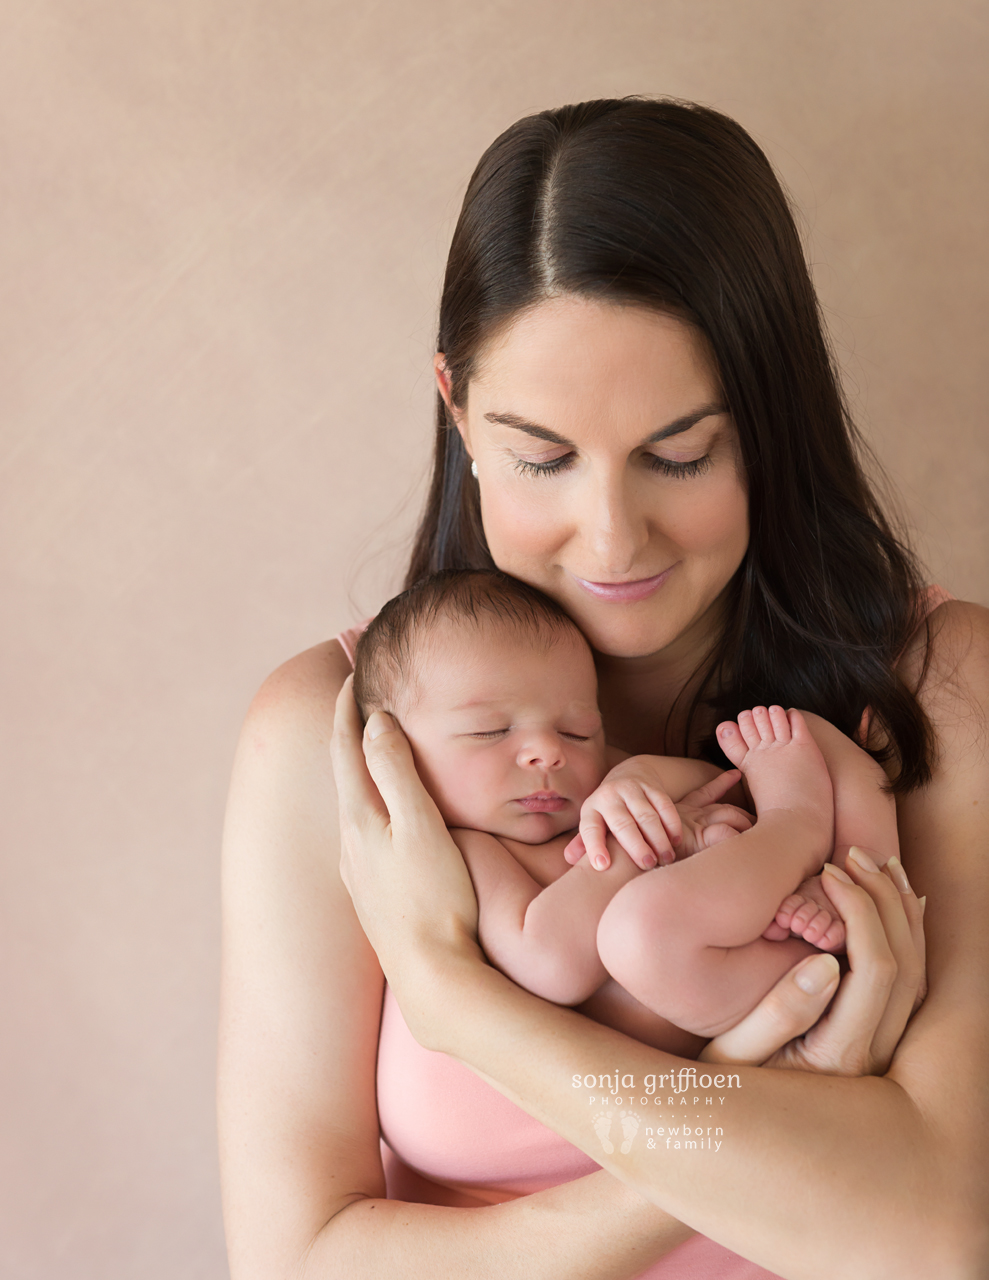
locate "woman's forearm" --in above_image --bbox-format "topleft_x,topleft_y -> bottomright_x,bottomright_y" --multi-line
301,1171 -> 693,1280
415,954 -> 979,1280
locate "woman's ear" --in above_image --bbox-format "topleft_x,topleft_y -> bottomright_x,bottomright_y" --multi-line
434,353 -> 453,410
434,354 -> 469,445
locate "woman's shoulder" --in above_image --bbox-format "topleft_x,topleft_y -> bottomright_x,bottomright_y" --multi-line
243,637 -> 355,747
899,597 -> 989,722
900,596 -> 989,665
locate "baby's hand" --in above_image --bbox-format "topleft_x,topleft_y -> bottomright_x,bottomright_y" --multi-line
676,775 -> 754,855
564,760 -> 745,871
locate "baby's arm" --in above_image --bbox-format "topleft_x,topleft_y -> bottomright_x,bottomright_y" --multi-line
451,828 -> 640,1006
565,755 -> 750,869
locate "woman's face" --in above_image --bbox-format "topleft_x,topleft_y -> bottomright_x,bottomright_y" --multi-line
438,296 -> 749,660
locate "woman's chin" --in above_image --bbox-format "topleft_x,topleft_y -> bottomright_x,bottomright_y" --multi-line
577,616 -> 680,661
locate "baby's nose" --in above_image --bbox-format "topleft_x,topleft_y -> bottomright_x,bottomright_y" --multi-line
517,734 -> 566,770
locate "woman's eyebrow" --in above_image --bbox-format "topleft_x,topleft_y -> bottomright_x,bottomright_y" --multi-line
483,412 -> 569,443
645,403 -> 726,443
483,403 -> 726,446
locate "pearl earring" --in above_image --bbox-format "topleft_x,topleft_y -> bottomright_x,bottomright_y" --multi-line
470,460 -> 479,479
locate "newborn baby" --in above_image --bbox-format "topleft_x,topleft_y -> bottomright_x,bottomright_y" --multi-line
353,569 -> 898,1041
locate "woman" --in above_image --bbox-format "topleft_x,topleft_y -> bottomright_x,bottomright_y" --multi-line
218,99 -> 989,1277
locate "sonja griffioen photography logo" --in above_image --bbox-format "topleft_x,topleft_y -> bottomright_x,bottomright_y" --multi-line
572,1067 -> 739,1155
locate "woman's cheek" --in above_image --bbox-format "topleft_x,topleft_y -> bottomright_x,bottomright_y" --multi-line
664,475 -> 748,563
480,482 -> 567,573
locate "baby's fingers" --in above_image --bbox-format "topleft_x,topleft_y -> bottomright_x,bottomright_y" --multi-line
679,769 -> 742,809
603,788 -> 677,868
699,803 -> 753,834
582,794 -> 668,870
697,821 -> 741,849
578,810 -> 612,870
563,833 -> 586,866
638,786 -> 683,852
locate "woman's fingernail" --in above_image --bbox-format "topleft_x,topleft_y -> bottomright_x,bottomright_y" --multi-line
847,846 -> 880,874
918,895 -> 927,916
822,861 -> 853,884
641,852 -> 657,869
593,855 -> 609,870
365,711 -> 394,740
885,855 -> 912,895
794,954 -> 840,994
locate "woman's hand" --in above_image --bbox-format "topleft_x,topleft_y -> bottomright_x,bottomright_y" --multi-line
331,678 -> 482,988
702,848 -> 927,1074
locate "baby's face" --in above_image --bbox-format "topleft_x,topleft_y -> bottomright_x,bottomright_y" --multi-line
396,618 -> 607,843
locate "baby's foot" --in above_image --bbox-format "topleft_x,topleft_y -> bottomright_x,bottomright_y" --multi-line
716,707 -> 834,841
762,873 -> 846,952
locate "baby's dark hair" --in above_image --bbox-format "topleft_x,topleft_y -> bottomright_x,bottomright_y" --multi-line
352,569 -> 586,720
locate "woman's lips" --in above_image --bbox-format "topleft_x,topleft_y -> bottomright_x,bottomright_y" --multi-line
572,566 -> 675,603
515,792 -> 570,813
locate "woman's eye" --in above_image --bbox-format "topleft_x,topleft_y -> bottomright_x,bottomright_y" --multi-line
512,453 -> 712,479
647,454 -> 712,479
512,453 -> 576,477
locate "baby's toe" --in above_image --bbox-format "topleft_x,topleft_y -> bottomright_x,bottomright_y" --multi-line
816,917 -> 846,954
797,908 -> 832,942
774,893 -> 806,930
762,919 -> 791,941
788,899 -> 822,933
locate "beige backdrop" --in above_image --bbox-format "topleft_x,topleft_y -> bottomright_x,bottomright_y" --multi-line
2,1 -> 986,1276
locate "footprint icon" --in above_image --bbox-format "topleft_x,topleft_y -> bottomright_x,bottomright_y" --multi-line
591,1111 -> 614,1154
619,1110 -> 641,1154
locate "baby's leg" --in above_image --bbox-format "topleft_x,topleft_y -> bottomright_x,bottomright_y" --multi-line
597,707 -> 834,1037
760,711 -> 899,952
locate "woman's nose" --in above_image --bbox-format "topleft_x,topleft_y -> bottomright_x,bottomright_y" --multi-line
517,734 -> 566,771
581,471 -> 651,576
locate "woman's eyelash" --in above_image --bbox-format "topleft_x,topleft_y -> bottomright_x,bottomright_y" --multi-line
513,454 -> 712,478
513,454 -> 576,477
648,455 -> 712,479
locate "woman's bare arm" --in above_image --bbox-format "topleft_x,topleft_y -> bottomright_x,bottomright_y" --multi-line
217,641 -> 696,1280
343,603 -> 989,1279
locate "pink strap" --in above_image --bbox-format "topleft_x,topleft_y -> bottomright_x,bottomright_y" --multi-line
336,619 -> 373,668
919,583 -> 954,614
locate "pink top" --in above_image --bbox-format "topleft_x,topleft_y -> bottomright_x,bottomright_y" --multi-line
335,583 -> 953,1279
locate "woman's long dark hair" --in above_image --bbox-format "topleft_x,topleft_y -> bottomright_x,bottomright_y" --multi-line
405,97 -> 935,791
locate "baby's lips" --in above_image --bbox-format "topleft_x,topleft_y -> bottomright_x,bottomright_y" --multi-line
515,791 -> 570,813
